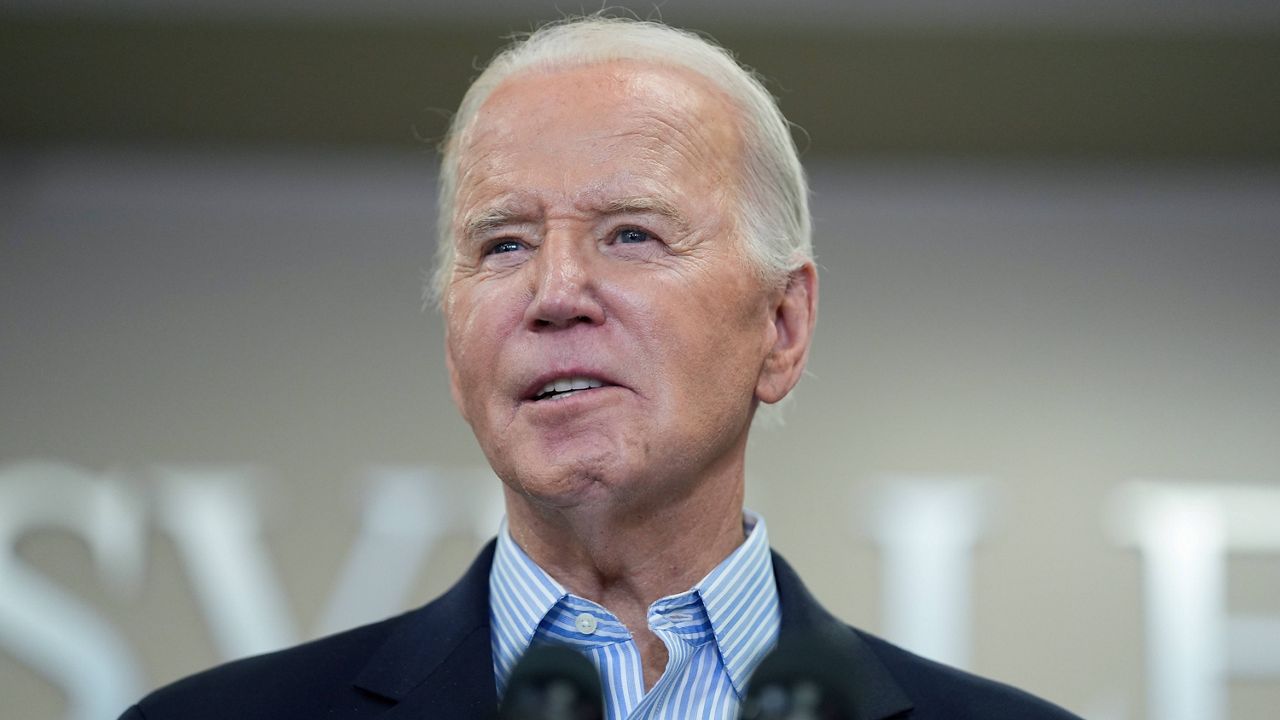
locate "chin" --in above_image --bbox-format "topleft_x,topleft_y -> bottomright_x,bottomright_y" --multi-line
497,453 -> 642,511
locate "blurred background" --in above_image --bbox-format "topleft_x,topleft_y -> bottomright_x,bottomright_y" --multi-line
2,2 -> 1279,719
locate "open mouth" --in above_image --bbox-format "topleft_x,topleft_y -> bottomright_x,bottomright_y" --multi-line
532,376 -> 606,401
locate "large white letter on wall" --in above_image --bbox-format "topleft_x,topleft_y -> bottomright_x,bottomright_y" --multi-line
155,467 -> 300,658
0,461 -> 147,720
316,467 -> 448,635
865,475 -> 989,670
1110,480 -> 1280,720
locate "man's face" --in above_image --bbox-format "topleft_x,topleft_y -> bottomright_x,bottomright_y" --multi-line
444,61 -> 782,510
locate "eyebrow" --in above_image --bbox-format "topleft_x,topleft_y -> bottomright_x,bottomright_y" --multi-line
600,196 -> 691,233
461,195 -> 691,241
462,207 -> 533,242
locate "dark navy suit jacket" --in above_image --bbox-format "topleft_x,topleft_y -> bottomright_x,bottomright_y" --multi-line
121,541 -> 1081,719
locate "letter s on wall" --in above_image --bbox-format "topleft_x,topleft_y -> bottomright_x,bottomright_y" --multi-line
0,461 -> 147,720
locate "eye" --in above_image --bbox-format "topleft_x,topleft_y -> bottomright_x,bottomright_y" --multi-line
615,228 -> 652,244
486,239 -> 523,255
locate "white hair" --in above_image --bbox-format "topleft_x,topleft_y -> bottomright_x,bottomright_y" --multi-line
430,15 -> 812,304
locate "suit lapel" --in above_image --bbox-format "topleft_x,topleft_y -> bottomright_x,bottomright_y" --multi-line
349,542 -> 911,719
354,541 -> 499,717
772,551 -> 914,720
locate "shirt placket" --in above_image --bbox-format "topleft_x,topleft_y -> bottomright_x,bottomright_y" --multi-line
627,597 -> 712,719
553,601 -> 644,720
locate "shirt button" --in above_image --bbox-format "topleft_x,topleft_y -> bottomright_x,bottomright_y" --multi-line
575,612 -> 598,635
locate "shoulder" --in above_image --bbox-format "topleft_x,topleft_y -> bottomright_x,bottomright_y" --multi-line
853,628 -> 1083,720
120,542 -> 498,720
769,549 -> 1080,720
123,613 -> 406,720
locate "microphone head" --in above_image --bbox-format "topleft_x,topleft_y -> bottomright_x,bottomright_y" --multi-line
499,644 -> 604,720
740,635 -> 856,720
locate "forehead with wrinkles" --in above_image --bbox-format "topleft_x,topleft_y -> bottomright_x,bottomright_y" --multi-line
451,60 -> 745,228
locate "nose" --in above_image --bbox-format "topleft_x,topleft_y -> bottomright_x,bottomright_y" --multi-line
524,233 -> 605,330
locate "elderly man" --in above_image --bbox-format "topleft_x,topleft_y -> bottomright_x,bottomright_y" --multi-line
121,16 -> 1079,720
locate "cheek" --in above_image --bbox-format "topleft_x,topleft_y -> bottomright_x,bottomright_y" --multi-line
707,294 -> 774,383
446,305 -> 498,404
448,282 -> 513,356
662,299 -> 767,395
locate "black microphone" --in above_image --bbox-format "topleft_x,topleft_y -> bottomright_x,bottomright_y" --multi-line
498,644 -> 605,720
739,635 -> 856,720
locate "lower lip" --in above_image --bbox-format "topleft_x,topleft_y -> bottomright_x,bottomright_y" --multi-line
522,385 -> 621,412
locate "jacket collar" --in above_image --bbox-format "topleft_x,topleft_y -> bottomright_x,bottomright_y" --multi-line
353,541 -> 913,720
353,541 -> 498,716
771,551 -> 914,719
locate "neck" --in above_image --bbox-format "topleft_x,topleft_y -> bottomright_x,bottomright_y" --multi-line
504,469 -> 746,608
504,468 -> 747,686
504,464 -> 746,691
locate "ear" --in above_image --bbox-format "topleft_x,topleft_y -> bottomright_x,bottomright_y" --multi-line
756,262 -> 818,404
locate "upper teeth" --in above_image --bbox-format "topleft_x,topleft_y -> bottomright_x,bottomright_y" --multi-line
538,376 -> 604,397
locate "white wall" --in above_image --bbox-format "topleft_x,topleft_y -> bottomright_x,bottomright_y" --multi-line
1,147 -> 1278,719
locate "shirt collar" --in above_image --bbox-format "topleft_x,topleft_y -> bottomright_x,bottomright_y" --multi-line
488,519 -> 566,693
693,511 -> 780,695
489,511 -> 780,697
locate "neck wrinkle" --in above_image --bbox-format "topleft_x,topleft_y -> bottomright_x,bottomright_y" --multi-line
503,466 -> 747,613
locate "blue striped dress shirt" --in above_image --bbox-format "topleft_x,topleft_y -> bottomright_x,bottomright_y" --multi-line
489,512 -> 781,720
